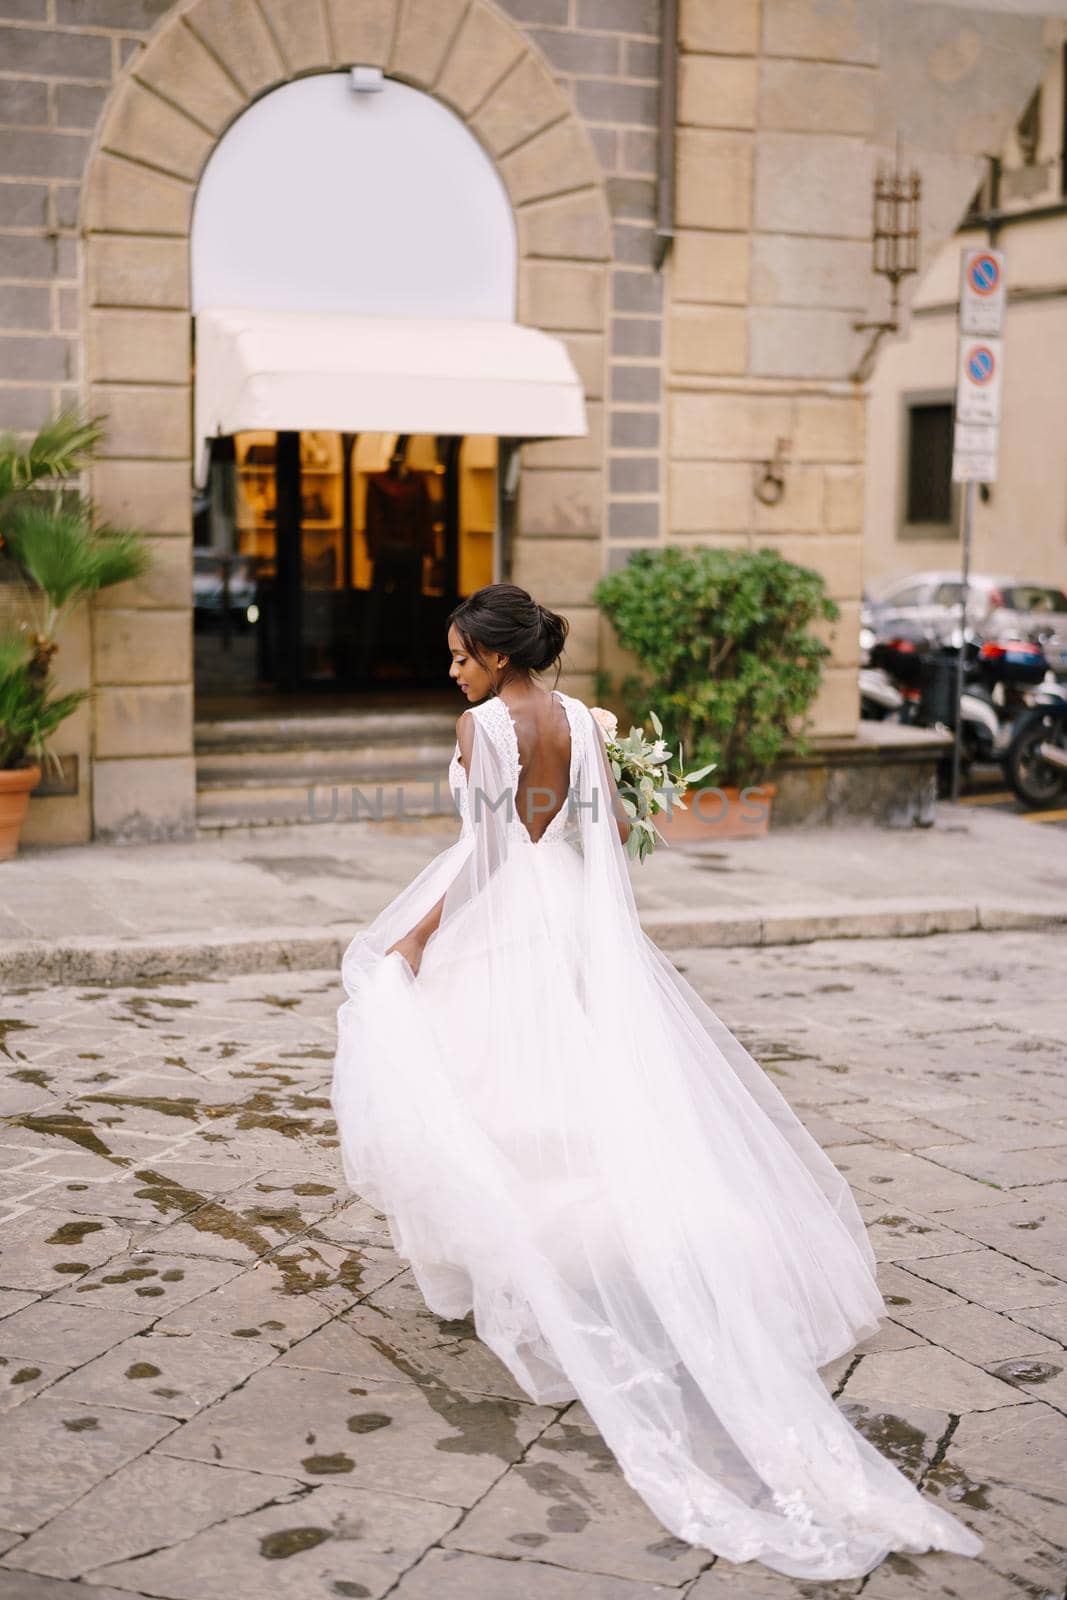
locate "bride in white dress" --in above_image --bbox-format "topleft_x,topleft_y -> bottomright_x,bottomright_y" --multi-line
331,583 -> 980,1580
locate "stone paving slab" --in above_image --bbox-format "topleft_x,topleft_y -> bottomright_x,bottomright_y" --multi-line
0,935 -> 1065,1595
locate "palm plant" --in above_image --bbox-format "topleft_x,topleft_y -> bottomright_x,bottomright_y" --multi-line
0,408 -> 152,771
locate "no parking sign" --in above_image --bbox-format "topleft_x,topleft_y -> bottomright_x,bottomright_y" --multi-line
955,337 -> 1003,427
959,247 -> 1006,336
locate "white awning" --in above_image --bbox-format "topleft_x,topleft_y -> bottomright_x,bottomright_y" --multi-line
194,306 -> 587,484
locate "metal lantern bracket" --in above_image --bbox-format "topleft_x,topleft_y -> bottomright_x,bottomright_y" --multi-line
853,153 -> 922,382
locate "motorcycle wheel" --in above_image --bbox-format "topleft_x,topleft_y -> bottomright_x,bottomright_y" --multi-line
1006,711 -> 1067,808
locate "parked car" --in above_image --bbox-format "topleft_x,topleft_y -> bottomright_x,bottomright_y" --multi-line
863,571 -> 1067,673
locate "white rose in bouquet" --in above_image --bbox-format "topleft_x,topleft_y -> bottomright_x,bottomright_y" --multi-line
590,705 -> 618,740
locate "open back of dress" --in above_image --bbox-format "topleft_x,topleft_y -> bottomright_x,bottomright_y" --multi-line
333,692 -> 981,1579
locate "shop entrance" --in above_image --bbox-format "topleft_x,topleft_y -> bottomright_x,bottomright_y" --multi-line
193,429 -> 501,707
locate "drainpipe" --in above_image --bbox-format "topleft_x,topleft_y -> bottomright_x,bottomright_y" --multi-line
654,0 -> 678,271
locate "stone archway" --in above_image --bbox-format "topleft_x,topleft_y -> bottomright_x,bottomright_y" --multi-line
82,0 -> 610,840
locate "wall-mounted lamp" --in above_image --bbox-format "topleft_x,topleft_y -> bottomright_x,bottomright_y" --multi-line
852,144 -> 922,383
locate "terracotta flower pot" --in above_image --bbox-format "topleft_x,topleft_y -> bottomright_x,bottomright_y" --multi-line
0,764 -> 41,861
654,783 -> 776,846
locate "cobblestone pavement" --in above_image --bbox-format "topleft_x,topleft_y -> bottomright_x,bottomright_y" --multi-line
1,930 -> 1065,1600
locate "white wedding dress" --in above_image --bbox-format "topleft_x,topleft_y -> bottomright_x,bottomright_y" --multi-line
332,690 -> 980,1579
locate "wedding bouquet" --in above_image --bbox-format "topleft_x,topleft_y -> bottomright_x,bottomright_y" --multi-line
591,706 -> 715,862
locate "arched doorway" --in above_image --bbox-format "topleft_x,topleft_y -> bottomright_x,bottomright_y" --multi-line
189,71 -> 584,706
83,0 -> 609,834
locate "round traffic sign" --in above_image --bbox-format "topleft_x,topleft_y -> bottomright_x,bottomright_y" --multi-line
967,254 -> 1001,296
966,345 -> 996,385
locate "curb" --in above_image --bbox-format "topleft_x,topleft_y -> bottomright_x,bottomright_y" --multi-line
3,901 -> 1067,986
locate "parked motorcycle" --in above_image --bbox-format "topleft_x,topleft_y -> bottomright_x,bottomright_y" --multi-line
1006,701 -> 1067,808
864,633 -> 1067,787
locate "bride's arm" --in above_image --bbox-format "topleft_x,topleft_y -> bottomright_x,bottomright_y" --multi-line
386,712 -> 474,974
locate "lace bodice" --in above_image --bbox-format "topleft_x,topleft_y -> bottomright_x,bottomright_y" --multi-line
448,690 -> 584,846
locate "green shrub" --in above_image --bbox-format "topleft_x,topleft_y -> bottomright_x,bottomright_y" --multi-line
595,545 -> 839,788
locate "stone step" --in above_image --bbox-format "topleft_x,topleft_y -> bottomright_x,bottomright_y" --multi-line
194,709 -> 458,755
196,740 -> 455,781
196,771 -> 460,833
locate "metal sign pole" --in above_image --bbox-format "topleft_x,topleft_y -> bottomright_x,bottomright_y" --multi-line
950,478 -> 975,804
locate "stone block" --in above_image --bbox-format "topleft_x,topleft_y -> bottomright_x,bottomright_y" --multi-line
793,394 -> 866,463
561,604 -> 598,674
472,53 -> 567,157
824,465 -> 865,533
326,0 -> 396,66
0,335 -> 72,382
751,234 -> 870,310
529,25 -> 618,75
668,303 -> 747,376
765,532 -> 863,600
185,0 -> 285,97
611,317 -> 662,358
559,333 -> 605,399
679,54 -> 758,129
763,0 -> 879,65
92,460 -> 193,535
83,153 -> 194,236
575,79 -> 658,127
612,269 -> 662,314
753,462 -> 824,532
513,535 -> 603,607
500,118 -> 600,206
669,460 -> 752,533
519,261 -> 607,331
759,58 -> 875,136
671,229 -> 750,304
518,188 -> 611,261
676,128 -> 753,231
88,310 -> 189,385
87,237 -> 190,312
577,0 -> 657,30
135,19 -> 245,134
750,306 -> 859,380
523,401 -> 603,469
610,364 -> 661,404
436,6 -> 524,116
519,469 -> 602,537
608,500 -> 658,538
53,83 -> 107,131
807,664 -> 859,736
0,128 -> 88,180
815,597 -> 861,665
610,409 -> 658,448
670,390 -> 792,461
90,385 -> 191,460
258,0 -> 331,73
679,0 -> 760,54
94,536 -> 192,609
93,684 -> 194,759
609,455 -> 658,494
754,132 -> 873,239
389,0 -> 466,88
0,181 -> 48,228
92,607 -> 192,686
93,755 -> 196,842
99,80 -> 213,184
0,284 -> 51,329
0,22 -> 111,78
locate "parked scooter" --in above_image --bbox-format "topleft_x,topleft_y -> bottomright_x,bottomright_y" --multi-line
1006,701 -> 1067,808
864,633 -> 1067,785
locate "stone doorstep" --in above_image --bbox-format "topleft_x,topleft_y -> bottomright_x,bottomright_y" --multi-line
3,900 -> 1066,987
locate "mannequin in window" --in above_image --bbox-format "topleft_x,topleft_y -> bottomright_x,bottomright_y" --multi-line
358,439 -> 434,680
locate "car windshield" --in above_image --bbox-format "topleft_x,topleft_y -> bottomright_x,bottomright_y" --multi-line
1001,585 -> 1067,615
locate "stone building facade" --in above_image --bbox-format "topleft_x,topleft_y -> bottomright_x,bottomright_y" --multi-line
0,0 -> 1059,844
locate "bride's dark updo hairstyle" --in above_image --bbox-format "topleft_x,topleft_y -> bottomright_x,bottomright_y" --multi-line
448,583 -> 568,689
